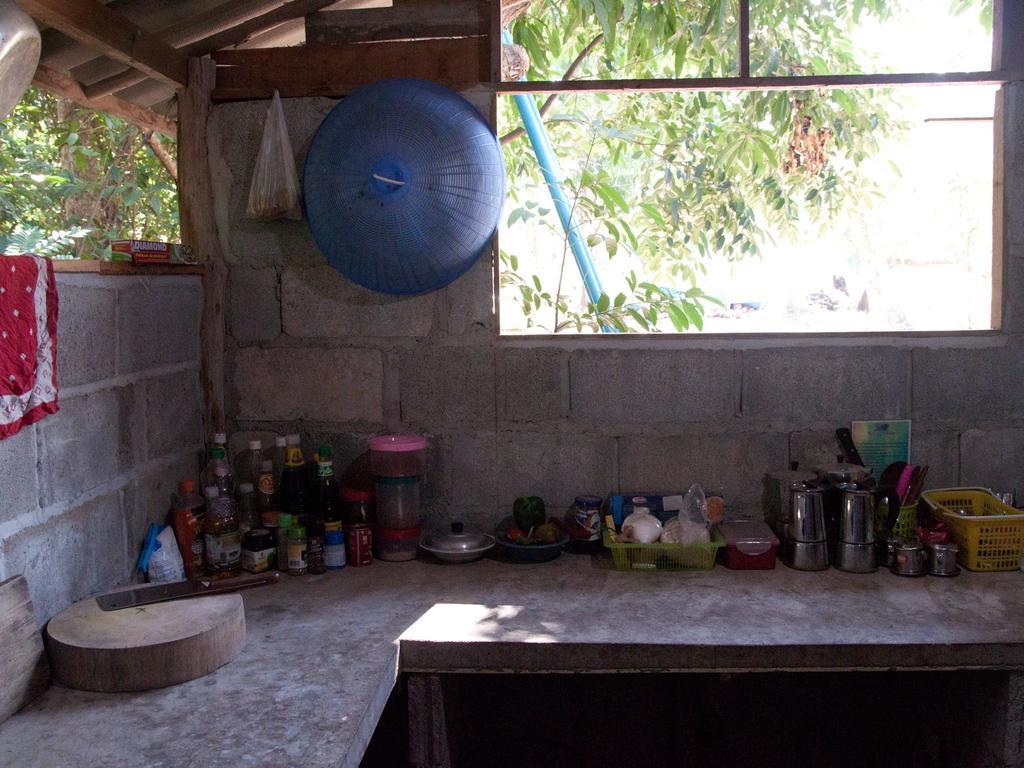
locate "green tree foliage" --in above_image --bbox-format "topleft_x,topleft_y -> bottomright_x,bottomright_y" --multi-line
0,87 -> 178,259
500,0 -> 989,332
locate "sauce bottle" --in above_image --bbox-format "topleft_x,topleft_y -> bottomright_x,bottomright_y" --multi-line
202,485 -> 241,575
279,434 -> 308,525
287,524 -> 308,576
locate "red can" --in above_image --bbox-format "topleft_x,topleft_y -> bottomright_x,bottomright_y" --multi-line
347,523 -> 373,566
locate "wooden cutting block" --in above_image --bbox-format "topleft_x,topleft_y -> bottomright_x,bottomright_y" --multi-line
46,592 -> 246,692
0,575 -> 50,724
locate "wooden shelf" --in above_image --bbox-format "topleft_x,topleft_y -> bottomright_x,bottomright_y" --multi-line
50,260 -> 205,276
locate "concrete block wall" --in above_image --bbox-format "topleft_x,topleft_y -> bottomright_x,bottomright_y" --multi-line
0,273 -> 203,623
212,83 -> 1024,532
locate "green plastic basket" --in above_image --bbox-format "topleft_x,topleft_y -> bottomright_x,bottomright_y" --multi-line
602,528 -> 724,572
892,504 -> 918,539
877,501 -> 917,540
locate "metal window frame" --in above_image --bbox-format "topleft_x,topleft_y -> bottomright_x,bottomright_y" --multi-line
493,0 -> 1022,337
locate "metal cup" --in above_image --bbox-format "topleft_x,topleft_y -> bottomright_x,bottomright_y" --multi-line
787,489 -> 826,543
929,543 -> 960,576
839,489 -> 876,544
892,542 -> 928,576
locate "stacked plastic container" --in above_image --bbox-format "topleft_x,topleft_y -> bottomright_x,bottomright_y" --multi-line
370,435 -> 427,562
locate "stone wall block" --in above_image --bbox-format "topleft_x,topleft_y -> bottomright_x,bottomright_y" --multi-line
444,254 -> 496,338
228,430 -> 282,467
452,431 -> 499,509
55,281 -> 115,387
117,279 -> 201,374
497,348 -> 568,422
960,428 -> 1024,492
911,429 -> 960,490
570,350 -> 739,424
618,432 -> 788,514
0,425 -> 39,525
36,387 -> 139,508
496,431 -> 616,511
399,347 -> 495,427
234,346 -> 384,424
743,347 -> 909,423
281,265 -> 439,338
230,267 -> 281,343
787,429 -> 848,472
912,344 -> 1024,422
282,426 -> 378,485
0,492 -> 125,624
417,434 -> 452,518
791,427 -> 961,490
211,98 -> 338,268
145,369 -> 203,459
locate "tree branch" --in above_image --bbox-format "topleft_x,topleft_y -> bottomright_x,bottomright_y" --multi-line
499,32 -> 605,146
143,130 -> 179,183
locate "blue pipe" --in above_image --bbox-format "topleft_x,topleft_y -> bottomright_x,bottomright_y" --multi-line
503,30 -> 613,332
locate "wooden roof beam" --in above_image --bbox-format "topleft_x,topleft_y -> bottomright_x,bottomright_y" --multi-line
16,0 -> 188,88
83,0 -> 339,99
32,64 -> 176,137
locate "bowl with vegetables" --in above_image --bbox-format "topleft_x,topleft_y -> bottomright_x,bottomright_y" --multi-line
494,496 -> 568,562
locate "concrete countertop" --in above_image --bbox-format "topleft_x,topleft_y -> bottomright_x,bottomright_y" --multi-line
2,555 -> 1024,768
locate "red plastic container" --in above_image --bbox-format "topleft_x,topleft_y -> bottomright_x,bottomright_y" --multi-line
719,520 -> 779,570
374,526 -> 420,562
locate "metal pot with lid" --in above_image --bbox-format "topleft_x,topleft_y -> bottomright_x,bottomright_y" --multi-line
419,521 -> 495,564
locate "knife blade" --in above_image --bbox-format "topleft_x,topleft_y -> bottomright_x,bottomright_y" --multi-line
835,427 -> 865,466
95,571 -> 280,611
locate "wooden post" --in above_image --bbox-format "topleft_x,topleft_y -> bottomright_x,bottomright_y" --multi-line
738,0 -> 750,78
993,0 -> 1023,72
992,0 -> 1023,329
407,674 -> 452,768
178,56 -> 226,436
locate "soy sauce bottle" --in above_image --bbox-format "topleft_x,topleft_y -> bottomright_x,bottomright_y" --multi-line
279,434 -> 308,526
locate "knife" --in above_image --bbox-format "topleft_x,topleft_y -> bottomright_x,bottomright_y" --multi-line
835,427 -> 865,466
95,571 -> 280,611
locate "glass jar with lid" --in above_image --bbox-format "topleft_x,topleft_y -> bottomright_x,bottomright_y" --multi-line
564,494 -> 603,553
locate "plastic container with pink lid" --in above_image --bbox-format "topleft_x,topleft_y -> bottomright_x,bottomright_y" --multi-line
369,434 -> 427,477
718,519 -> 779,570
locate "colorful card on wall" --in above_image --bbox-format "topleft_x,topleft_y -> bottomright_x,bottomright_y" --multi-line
851,420 -> 911,478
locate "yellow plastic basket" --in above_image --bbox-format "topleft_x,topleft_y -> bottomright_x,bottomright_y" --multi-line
921,488 -> 1024,572
602,527 -> 724,572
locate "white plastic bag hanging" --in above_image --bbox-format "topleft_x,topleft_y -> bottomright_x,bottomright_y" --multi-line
246,90 -> 302,220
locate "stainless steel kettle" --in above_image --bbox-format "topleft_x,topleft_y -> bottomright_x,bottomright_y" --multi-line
763,468 -> 817,538
839,488 -> 876,544
786,488 -> 826,543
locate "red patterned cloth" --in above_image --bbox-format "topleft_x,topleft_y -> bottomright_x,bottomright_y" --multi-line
0,255 -> 58,439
